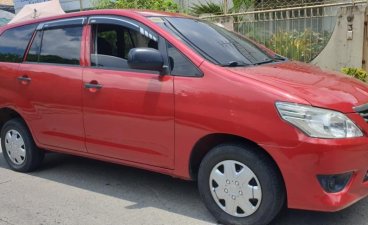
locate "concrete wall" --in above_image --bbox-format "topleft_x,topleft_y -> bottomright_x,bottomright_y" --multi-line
311,5 -> 366,71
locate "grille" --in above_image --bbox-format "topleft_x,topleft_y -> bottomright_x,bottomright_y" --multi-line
354,104 -> 368,122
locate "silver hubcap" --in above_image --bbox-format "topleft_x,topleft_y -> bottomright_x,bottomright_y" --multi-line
5,130 -> 26,165
209,160 -> 262,217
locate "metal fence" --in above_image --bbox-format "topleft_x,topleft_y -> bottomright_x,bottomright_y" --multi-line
201,0 -> 367,62
252,0 -> 356,10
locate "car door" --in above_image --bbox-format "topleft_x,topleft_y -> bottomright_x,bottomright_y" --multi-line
18,18 -> 87,152
82,16 -> 175,168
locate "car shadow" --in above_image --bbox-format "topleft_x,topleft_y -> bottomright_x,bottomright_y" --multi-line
0,151 -> 367,225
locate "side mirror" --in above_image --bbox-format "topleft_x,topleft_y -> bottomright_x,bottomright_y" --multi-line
128,48 -> 164,72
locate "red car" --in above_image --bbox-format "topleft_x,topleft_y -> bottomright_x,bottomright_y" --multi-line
0,10 -> 368,225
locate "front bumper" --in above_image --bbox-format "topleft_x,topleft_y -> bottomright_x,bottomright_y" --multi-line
261,113 -> 368,212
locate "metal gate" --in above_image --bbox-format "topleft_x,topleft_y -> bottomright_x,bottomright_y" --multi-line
202,0 -> 368,63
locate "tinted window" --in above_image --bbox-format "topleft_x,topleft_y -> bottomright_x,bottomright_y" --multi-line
91,24 -> 158,69
167,43 -> 202,77
153,17 -> 273,67
38,26 -> 83,65
0,24 -> 37,63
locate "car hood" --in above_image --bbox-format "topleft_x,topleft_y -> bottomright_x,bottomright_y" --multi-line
227,61 -> 368,113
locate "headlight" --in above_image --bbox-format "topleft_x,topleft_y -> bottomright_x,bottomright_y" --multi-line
276,102 -> 363,138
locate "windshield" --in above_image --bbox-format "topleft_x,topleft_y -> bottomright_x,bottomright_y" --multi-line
150,17 -> 275,67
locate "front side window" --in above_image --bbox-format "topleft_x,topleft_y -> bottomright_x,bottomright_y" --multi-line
152,17 -> 275,67
0,24 -> 37,63
26,26 -> 83,65
91,23 -> 158,70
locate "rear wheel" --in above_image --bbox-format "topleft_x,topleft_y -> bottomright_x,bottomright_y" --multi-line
198,144 -> 285,225
1,118 -> 44,172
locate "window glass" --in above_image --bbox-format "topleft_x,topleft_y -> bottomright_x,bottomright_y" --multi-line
152,17 -> 273,67
26,31 -> 42,63
167,43 -> 202,77
91,24 -> 158,69
0,24 -> 37,63
39,26 -> 83,65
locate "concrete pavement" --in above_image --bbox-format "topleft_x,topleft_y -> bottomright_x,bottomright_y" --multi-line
0,148 -> 367,225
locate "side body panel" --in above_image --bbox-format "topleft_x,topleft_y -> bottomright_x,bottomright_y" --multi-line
0,63 -> 21,111
17,63 -> 85,152
82,68 -> 175,168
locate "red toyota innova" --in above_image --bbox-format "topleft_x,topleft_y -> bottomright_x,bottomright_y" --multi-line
1,9 -> 368,225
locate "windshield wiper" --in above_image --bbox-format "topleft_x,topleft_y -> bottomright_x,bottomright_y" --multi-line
273,54 -> 287,61
253,59 -> 276,66
222,61 -> 249,67
254,55 -> 287,65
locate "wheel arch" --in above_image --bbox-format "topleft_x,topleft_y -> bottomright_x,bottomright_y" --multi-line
0,107 -> 28,133
189,133 -> 286,191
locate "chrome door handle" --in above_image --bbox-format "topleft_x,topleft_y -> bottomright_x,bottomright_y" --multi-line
84,83 -> 103,89
17,75 -> 31,84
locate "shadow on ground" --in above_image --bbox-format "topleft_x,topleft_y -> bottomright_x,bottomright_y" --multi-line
0,152 -> 367,225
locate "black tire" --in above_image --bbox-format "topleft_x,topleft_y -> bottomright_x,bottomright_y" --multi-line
1,118 -> 44,172
198,143 -> 285,225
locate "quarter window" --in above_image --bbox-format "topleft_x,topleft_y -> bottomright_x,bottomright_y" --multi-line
0,24 -> 37,63
167,43 -> 202,77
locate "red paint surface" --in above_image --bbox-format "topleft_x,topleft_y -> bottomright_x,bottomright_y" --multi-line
0,10 -> 368,212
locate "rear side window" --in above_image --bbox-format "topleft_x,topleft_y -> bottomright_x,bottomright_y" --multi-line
0,24 -> 37,63
26,26 -> 83,65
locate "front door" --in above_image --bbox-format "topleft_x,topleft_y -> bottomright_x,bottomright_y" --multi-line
82,16 -> 175,168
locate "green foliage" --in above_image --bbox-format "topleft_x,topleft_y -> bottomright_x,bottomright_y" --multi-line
94,0 -> 179,12
190,2 -> 223,16
341,67 -> 368,82
0,53 -> 22,63
264,29 -> 329,62
232,0 -> 254,13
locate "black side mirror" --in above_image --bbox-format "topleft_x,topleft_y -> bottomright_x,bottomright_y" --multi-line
128,48 -> 164,72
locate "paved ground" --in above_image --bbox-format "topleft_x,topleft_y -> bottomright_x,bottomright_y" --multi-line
0,147 -> 367,225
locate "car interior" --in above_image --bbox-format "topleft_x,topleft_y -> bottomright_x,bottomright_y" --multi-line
91,24 -> 158,69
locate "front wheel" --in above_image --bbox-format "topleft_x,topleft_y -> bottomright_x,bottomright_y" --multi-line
198,144 -> 285,225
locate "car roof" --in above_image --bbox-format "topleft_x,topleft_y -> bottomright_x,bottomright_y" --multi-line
0,9 -> 189,32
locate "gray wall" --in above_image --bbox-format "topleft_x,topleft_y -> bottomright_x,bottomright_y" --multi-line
311,5 -> 366,71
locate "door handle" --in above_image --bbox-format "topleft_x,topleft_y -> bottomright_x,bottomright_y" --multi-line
17,75 -> 31,84
84,81 -> 103,93
84,83 -> 103,89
